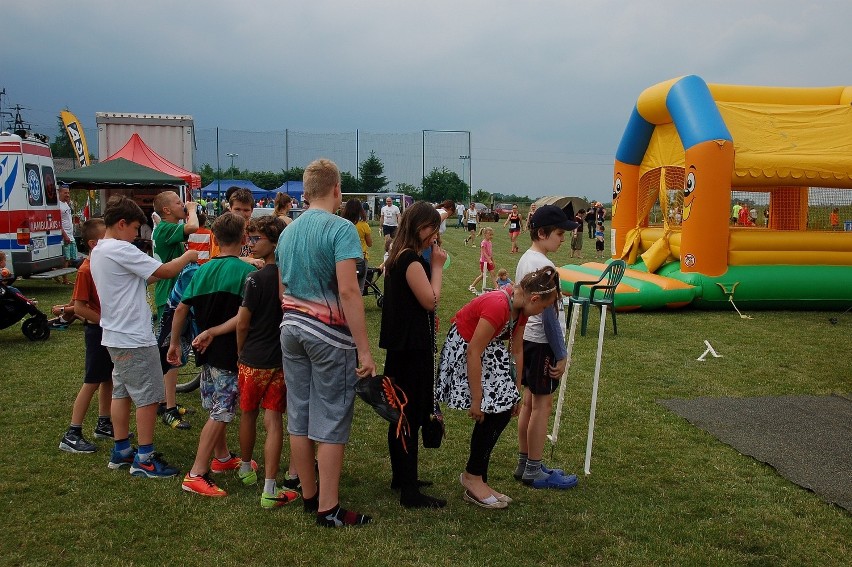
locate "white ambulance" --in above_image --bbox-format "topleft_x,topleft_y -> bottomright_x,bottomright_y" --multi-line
0,130 -> 69,279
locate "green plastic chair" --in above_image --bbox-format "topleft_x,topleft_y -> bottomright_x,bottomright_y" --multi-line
567,260 -> 627,336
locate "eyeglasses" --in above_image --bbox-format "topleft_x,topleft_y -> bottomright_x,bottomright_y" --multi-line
247,235 -> 267,244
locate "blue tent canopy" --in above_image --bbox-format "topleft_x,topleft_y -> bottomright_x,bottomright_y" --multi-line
274,180 -> 304,203
198,179 -> 272,200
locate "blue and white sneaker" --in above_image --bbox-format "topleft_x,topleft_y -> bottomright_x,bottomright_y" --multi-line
107,447 -> 137,470
129,452 -> 179,479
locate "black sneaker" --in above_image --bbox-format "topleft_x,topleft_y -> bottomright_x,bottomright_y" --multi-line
175,403 -> 195,416
59,430 -> 97,453
281,474 -> 301,490
157,404 -> 194,416
93,419 -> 114,440
162,408 -> 191,430
48,317 -> 71,330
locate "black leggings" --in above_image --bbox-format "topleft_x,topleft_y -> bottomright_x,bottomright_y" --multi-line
466,410 -> 512,480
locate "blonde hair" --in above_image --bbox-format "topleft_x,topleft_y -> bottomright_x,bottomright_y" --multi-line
497,268 -> 508,279
303,158 -> 340,201
153,191 -> 179,215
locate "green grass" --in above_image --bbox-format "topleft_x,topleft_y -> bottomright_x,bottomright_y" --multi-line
1,222 -> 849,567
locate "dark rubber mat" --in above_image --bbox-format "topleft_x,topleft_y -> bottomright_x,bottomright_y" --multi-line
659,394 -> 852,512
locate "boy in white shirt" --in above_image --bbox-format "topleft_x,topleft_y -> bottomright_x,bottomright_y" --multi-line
90,195 -> 197,478
514,205 -> 579,490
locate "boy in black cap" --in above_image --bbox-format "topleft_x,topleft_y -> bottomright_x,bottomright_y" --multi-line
514,205 -> 579,490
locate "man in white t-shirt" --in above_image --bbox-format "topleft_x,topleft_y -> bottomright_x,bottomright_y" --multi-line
456,202 -> 466,228
514,205 -> 580,490
90,195 -> 197,479
380,197 -> 401,238
58,186 -> 76,284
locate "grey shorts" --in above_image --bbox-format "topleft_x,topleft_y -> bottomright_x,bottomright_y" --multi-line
107,345 -> 164,407
280,324 -> 358,444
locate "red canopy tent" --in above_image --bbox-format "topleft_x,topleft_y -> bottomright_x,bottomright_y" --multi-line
103,133 -> 201,189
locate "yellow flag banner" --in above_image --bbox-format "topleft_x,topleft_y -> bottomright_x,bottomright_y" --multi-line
60,110 -> 91,167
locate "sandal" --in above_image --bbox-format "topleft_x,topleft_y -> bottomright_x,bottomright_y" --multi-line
463,490 -> 508,509
492,492 -> 513,503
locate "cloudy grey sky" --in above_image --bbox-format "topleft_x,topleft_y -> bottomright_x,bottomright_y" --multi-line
3,1 -> 852,201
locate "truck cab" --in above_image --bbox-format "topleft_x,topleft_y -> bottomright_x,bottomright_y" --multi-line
0,131 -> 66,278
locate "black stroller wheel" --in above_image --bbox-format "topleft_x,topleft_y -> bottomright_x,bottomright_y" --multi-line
376,295 -> 384,308
22,317 -> 50,341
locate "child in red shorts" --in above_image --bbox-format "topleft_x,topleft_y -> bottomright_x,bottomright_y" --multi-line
235,215 -> 299,508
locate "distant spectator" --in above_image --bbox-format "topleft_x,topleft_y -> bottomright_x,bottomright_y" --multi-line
274,193 -> 294,226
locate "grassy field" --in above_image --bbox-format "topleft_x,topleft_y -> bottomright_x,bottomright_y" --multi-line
1,219 -> 849,566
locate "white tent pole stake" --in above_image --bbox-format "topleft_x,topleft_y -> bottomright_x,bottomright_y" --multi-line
584,304 -> 607,476
548,301 -> 580,449
697,340 -> 723,361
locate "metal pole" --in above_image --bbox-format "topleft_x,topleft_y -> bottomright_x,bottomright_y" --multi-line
468,130 -> 472,202
548,301 -> 580,452
216,127 -> 221,213
584,305 -> 607,475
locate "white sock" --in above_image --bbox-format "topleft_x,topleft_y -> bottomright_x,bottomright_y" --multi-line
239,460 -> 253,474
264,478 -> 277,495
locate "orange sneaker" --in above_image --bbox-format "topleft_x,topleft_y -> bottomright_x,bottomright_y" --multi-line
182,472 -> 227,497
210,452 -> 257,474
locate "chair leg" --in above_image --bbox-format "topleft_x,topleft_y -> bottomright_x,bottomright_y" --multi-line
611,307 -> 617,335
580,302 -> 590,336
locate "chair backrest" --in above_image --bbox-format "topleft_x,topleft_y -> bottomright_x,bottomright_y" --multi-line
598,260 -> 626,301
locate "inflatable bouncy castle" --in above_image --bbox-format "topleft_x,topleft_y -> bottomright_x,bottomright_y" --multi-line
558,76 -> 852,310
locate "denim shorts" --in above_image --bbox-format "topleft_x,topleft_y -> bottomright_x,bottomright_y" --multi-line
200,365 -> 239,423
280,324 -> 358,444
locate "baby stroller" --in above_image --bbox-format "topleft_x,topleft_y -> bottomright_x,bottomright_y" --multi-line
360,266 -> 385,308
0,283 -> 50,340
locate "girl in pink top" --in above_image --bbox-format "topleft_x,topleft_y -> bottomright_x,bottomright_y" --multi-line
468,227 -> 496,294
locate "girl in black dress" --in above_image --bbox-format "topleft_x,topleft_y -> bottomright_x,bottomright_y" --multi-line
379,201 -> 448,508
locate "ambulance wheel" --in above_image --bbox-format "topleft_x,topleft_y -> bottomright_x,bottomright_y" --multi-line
23,317 -> 50,341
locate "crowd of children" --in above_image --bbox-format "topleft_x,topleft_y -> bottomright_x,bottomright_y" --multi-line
53,170 -> 599,527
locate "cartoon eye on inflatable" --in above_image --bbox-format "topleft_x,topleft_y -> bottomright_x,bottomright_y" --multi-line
612,176 -> 622,217
684,172 -> 695,197
682,171 -> 696,222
